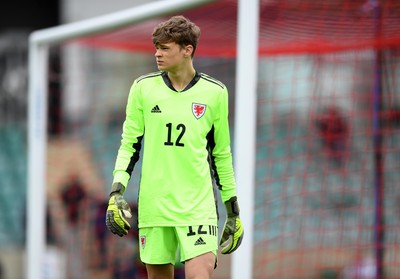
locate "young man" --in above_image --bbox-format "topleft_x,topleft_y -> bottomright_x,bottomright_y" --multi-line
106,15 -> 243,279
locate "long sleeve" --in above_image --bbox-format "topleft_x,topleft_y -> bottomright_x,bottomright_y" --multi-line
209,86 -> 236,202
112,80 -> 144,188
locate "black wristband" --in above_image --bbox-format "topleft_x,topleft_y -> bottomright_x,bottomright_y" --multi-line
110,182 -> 125,196
225,196 -> 240,217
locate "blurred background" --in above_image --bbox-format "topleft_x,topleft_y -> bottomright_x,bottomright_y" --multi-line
1,0 -> 400,278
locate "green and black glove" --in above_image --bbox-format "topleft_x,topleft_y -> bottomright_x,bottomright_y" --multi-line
220,196 -> 244,254
105,183 -> 132,237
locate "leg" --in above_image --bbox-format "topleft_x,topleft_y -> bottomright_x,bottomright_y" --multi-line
184,252 -> 216,279
146,263 -> 174,279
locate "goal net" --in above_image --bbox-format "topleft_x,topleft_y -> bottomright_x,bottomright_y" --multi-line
253,1 -> 400,278
27,0 -> 400,278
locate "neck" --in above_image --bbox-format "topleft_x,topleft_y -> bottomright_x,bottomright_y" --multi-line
167,66 -> 196,91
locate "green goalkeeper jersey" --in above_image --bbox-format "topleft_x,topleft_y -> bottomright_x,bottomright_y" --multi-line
113,71 -> 236,228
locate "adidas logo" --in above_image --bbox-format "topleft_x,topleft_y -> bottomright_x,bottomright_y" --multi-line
151,105 -> 162,113
194,237 -> 206,246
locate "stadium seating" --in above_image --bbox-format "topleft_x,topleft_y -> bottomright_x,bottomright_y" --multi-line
0,124 -> 27,245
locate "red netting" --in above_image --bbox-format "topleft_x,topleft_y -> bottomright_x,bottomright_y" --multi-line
77,0 -> 400,57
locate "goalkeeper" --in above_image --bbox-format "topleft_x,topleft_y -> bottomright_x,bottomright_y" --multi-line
106,15 -> 243,279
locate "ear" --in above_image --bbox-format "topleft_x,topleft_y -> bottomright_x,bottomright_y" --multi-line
184,45 -> 194,58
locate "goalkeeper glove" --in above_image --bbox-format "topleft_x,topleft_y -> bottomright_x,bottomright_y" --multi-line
106,183 -> 132,237
220,196 -> 244,254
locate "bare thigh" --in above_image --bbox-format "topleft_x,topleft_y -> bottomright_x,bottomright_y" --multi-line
184,252 -> 216,279
146,263 -> 174,279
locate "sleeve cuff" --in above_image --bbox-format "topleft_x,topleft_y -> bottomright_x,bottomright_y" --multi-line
220,188 -> 237,203
112,171 -> 130,189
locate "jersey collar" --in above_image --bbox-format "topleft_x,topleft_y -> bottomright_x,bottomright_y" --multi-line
161,71 -> 201,92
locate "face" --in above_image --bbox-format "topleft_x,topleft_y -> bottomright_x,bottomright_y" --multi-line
154,42 -> 192,72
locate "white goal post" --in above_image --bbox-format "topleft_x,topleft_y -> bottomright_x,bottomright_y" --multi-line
27,0 -> 258,278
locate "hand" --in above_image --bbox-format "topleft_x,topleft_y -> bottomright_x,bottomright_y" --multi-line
220,196 -> 244,254
106,183 -> 132,237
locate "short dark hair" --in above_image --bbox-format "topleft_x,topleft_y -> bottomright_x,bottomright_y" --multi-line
152,15 -> 201,57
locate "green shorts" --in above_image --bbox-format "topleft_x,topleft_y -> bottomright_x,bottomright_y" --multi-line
139,225 -> 218,265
